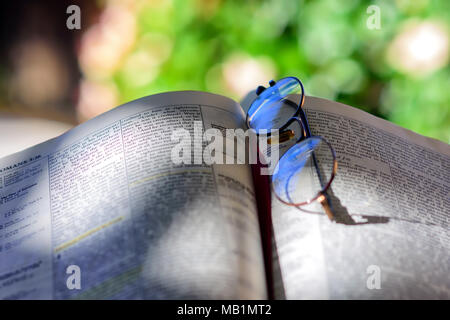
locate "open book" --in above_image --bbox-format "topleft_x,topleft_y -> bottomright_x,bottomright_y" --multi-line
0,91 -> 448,299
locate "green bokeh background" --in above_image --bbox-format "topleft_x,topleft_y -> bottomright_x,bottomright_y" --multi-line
94,0 -> 450,142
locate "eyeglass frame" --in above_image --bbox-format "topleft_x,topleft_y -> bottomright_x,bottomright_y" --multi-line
246,76 -> 338,221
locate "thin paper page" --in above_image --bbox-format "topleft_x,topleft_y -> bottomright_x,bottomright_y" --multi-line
272,96 -> 450,299
0,91 -> 267,299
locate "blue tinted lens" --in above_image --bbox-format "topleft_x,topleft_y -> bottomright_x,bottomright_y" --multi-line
247,77 -> 303,132
272,136 -> 335,205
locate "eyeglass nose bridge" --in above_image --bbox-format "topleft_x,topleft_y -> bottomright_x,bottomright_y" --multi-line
286,116 -> 307,143
267,116 -> 305,145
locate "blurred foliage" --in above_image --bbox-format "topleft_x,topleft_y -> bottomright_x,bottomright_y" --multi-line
81,0 -> 449,142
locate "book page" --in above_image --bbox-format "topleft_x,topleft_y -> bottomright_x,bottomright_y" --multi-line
271,96 -> 450,299
0,91 -> 267,299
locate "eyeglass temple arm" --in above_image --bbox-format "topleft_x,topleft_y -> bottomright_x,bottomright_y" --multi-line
298,108 -> 336,221
297,108 -> 311,138
318,194 -> 335,221
311,151 -> 336,221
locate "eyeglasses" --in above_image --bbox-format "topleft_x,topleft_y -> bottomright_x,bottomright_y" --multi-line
246,77 -> 338,221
